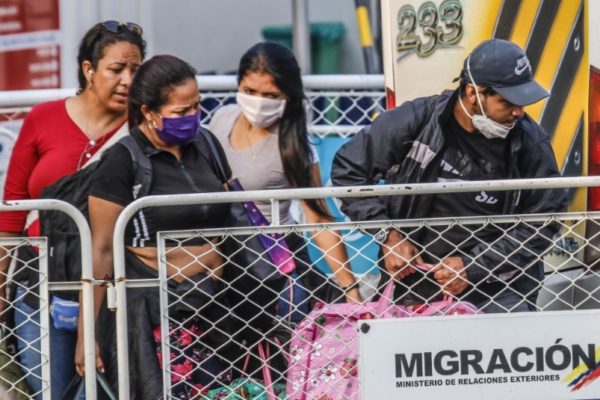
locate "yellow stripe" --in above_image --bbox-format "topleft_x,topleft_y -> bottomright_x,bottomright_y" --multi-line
549,59 -> 586,212
509,0 -> 543,48
577,0 -> 589,212
356,6 -> 374,47
522,0 -> 587,211
526,0 -> 582,121
570,186 -> 586,213
550,59 -> 588,170
562,346 -> 600,384
547,0 -> 588,212
479,0 -> 505,39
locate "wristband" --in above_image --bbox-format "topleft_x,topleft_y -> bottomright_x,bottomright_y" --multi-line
340,281 -> 359,293
374,228 -> 391,243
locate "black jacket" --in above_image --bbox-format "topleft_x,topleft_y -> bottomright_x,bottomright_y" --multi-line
331,90 -> 567,299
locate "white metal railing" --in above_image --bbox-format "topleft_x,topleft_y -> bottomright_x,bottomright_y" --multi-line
0,177 -> 594,398
0,75 -> 384,108
0,200 -> 96,399
0,75 -> 386,138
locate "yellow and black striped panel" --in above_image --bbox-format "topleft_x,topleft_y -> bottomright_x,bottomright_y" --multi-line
492,0 -> 588,210
382,0 -> 588,211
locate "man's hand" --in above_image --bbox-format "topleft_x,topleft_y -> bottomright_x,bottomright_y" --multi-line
432,256 -> 469,296
344,287 -> 363,304
75,335 -> 104,377
381,230 -> 424,280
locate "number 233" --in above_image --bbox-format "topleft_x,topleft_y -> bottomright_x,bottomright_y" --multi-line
396,0 -> 463,57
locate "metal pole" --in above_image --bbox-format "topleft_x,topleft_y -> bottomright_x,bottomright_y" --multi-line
0,200 -> 97,399
354,0 -> 381,73
292,0 -> 312,73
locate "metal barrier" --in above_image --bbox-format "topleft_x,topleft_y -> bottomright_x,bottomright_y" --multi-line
0,75 -> 385,138
111,176 -> 600,399
0,200 -> 96,400
0,74 -> 383,399
2,76 -> 596,397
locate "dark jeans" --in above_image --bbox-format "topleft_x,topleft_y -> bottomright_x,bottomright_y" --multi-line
14,286 -> 83,400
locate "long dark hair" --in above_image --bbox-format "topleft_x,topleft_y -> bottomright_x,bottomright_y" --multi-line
238,42 -> 329,217
128,55 -> 198,127
76,21 -> 147,93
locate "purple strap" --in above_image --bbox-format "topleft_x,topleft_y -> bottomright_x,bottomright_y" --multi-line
229,178 -> 296,274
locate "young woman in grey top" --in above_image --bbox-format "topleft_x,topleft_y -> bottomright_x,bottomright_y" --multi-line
209,42 -> 361,304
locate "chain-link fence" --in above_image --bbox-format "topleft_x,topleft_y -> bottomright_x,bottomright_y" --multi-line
194,75 -> 385,137
2,78 -> 598,398
0,199 -> 96,400
0,235 -> 48,400
108,177 -> 600,399
0,75 -> 384,399
0,75 -> 385,133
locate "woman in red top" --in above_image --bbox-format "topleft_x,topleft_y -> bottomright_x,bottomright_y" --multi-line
0,21 -> 146,399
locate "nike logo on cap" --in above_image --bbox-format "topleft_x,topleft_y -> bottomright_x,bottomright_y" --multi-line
514,56 -> 531,76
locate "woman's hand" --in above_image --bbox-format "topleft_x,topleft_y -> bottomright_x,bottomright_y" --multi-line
344,286 -> 362,304
75,334 -> 104,377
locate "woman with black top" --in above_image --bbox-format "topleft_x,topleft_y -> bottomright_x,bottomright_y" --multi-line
75,55 -> 233,399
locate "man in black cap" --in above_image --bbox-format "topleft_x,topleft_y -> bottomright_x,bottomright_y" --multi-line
331,39 -> 567,312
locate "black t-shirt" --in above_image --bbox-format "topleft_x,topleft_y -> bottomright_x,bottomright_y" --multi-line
418,114 -> 508,261
89,128 -> 231,247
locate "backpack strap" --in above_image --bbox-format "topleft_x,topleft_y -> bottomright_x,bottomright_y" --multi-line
85,122 -> 130,166
22,123 -> 130,230
117,135 -> 153,199
195,127 -> 229,184
115,129 -> 224,200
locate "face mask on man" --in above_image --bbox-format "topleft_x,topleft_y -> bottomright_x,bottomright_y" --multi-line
459,56 -> 516,140
154,111 -> 201,146
236,92 -> 286,129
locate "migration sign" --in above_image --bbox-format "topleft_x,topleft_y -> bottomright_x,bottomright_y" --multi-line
359,310 -> 600,399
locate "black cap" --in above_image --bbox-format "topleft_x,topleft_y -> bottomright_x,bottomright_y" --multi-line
464,39 -> 549,106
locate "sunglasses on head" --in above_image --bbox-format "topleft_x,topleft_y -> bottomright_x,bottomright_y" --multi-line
100,20 -> 143,36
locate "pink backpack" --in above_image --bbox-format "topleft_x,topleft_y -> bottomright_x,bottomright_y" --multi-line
406,298 -> 482,316
285,280 -> 481,400
285,282 -> 406,400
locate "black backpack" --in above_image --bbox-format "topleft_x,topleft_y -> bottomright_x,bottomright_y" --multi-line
15,135 -> 152,305
15,129 -> 230,306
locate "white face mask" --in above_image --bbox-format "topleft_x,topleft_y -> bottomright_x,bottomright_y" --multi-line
458,95 -> 515,139
236,92 -> 286,129
460,56 -> 516,140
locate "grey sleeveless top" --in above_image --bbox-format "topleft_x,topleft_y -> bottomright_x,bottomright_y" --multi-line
209,104 -> 318,225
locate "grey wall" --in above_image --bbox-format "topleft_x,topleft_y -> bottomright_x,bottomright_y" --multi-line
151,0 -> 365,75
58,0 -> 368,87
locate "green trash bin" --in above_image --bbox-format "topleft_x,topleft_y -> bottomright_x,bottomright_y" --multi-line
261,22 -> 346,74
